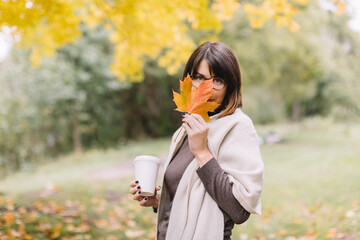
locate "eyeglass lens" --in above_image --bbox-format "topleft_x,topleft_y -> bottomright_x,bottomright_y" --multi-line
191,76 -> 225,90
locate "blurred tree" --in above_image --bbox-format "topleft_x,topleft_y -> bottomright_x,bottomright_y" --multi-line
54,24 -> 127,152
320,11 -> 360,120
0,49 -> 76,173
0,24 -> 181,173
0,0 -> 345,82
218,1 -> 358,122
0,0 -> 357,174
0,25 -> 127,172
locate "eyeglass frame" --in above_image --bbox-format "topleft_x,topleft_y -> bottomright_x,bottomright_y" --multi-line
189,74 -> 226,90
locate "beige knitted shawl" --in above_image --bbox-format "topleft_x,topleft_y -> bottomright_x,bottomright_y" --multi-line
156,109 -> 264,240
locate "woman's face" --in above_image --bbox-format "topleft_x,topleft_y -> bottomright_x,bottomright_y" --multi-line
196,60 -> 227,106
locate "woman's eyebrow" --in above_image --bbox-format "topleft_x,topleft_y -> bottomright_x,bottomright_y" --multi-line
194,72 -> 213,78
195,73 -> 208,77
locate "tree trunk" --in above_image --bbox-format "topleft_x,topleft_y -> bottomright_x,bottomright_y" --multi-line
121,86 -> 145,139
291,99 -> 301,122
72,101 -> 82,154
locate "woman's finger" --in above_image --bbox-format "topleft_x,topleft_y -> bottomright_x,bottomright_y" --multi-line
132,190 -> 143,201
139,196 -> 155,207
191,113 -> 207,125
182,122 -> 192,135
182,116 -> 193,130
129,180 -> 139,187
183,114 -> 202,130
129,185 -> 141,195
139,197 -> 147,206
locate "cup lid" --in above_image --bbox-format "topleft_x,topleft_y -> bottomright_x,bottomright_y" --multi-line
134,155 -> 160,164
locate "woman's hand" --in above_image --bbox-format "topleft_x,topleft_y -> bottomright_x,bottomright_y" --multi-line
182,113 -> 213,167
129,180 -> 160,208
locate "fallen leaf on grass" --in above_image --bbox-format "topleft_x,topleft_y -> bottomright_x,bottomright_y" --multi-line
278,229 -> 287,236
3,213 -> 15,225
8,229 -> 21,238
106,235 -> 119,240
326,228 -> 337,238
24,234 -> 32,240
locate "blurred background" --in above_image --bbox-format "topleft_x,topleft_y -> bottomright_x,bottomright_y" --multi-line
0,0 -> 359,239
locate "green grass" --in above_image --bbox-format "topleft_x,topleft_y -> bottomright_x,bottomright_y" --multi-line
0,138 -> 170,240
0,120 -> 360,240
0,137 -> 170,196
234,120 -> 360,239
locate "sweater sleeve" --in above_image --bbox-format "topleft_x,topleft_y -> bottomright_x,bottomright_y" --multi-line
196,158 -> 250,224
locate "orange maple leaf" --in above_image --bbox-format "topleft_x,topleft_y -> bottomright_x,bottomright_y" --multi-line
3,212 -> 15,225
173,75 -> 220,122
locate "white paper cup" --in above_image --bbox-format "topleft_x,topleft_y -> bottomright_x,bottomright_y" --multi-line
134,155 -> 160,197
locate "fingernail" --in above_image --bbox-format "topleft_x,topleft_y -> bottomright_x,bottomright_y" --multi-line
158,185 -> 161,189
137,186 -> 140,189
138,191 -> 141,194
182,113 -> 186,116
135,180 -> 139,184
144,197 -> 148,200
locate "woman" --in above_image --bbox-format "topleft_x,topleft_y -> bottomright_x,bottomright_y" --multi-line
129,41 -> 264,240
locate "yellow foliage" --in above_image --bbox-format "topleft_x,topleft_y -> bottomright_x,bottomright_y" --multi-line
293,0 -> 312,6
244,0 -> 302,31
275,15 -> 291,27
336,1 -> 346,15
243,3 -> 269,28
29,48 -> 42,67
0,0 -> 345,82
212,0 -> 241,21
289,20 -> 300,33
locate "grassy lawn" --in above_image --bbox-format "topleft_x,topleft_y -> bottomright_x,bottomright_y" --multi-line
0,119 -> 359,240
235,119 -> 360,240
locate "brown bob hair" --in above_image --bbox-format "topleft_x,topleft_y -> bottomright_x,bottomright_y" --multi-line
181,41 -> 242,118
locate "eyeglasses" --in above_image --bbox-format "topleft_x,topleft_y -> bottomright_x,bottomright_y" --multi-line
190,74 -> 226,90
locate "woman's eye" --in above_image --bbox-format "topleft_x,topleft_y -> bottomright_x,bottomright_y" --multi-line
214,78 -> 222,83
